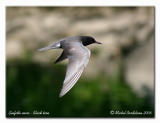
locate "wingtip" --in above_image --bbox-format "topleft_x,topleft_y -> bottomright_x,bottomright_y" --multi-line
59,89 -> 67,98
59,92 -> 64,98
54,60 -> 58,64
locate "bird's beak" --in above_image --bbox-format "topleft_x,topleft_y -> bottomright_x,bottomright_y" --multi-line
95,41 -> 102,44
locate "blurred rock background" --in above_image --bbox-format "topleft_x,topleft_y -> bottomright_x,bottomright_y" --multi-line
6,7 -> 154,117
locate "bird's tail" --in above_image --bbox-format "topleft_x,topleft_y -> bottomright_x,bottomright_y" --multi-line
38,42 -> 60,51
38,46 -> 54,51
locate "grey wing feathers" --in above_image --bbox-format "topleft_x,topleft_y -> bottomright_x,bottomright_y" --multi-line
59,46 -> 90,97
59,65 -> 84,97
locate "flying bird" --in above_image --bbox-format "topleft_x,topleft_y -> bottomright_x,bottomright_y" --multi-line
38,36 -> 102,97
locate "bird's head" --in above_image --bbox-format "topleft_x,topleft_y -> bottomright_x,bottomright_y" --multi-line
81,36 -> 102,46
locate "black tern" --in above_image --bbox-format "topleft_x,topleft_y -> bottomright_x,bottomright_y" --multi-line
39,36 -> 102,97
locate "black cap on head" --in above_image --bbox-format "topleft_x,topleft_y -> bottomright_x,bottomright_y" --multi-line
81,36 -> 102,46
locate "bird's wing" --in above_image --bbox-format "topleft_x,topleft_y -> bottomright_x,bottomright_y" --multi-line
59,45 -> 90,97
54,51 -> 67,63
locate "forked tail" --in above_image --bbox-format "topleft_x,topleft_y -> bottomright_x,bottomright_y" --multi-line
38,42 -> 61,51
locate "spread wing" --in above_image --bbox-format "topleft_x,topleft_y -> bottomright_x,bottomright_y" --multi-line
59,46 -> 90,97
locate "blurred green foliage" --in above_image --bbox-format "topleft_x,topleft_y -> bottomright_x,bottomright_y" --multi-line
6,61 -> 154,118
